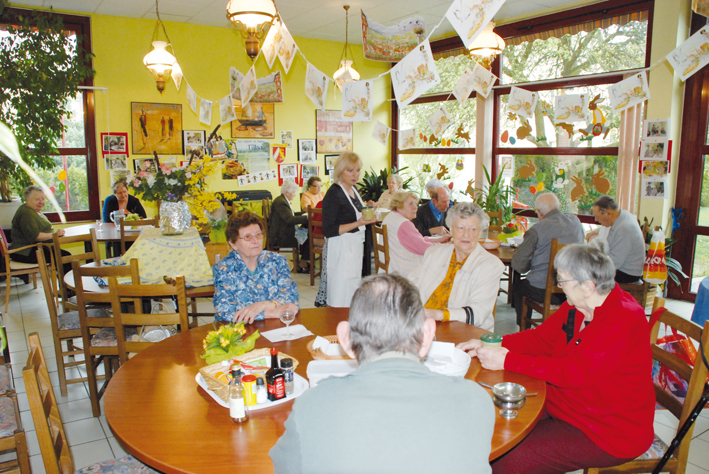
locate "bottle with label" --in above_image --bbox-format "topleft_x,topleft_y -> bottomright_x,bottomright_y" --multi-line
266,347 -> 286,401
280,358 -> 294,395
229,366 -> 248,424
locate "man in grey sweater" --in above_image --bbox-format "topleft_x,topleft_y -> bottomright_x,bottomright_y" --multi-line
511,193 -> 584,325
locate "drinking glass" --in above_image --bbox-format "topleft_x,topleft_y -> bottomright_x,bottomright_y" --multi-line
279,309 -> 296,338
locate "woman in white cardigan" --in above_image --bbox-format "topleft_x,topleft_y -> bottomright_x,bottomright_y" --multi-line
409,202 -> 504,331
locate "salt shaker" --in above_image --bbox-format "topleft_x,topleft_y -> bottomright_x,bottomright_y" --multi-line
280,358 -> 294,396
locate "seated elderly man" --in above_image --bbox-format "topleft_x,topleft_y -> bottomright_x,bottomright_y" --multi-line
270,180 -> 309,273
511,193 -> 584,325
589,195 -> 646,283
270,274 -> 494,474
413,186 -> 450,236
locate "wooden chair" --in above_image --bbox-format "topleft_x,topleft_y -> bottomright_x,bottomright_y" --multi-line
372,224 -> 390,274
585,297 -> 709,474
108,275 -> 190,364
205,242 -> 230,265
0,391 -> 30,474
262,197 -> 299,271
23,333 -> 158,474
520,238 -> 567,331
0,227 -> 50,313
619,280 -> 650,310
52,228 -> 100,313
0,326 -> 15,398
307,207 -> 325,286
72,259 -> 140,417
119,216 -> 157,255
485,209 -> 503,231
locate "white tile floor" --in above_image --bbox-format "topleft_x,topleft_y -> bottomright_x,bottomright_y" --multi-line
1,272 -> 708,474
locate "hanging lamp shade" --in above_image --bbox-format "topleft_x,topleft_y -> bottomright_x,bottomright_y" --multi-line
226,0 -> 278,60
468,22 -> 505,69
143,40 -> 176,94
334,5 -> 359,91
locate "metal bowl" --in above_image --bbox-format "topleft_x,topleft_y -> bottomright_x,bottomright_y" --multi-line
491,382 -> 526,402
492,396 -> 526,419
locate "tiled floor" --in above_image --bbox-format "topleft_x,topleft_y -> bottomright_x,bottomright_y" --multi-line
2,272 -> 709,474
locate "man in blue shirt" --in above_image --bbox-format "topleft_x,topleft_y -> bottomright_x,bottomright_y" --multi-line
413,186 -> 450,236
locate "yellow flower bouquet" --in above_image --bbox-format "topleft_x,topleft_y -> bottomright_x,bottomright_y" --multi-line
200,322 -> 260,365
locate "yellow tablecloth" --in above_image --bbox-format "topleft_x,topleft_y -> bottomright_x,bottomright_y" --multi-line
120,227 -> 213,287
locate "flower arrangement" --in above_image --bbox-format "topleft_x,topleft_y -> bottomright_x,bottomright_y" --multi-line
201,322 -> 260,365
502,222 -> 517,234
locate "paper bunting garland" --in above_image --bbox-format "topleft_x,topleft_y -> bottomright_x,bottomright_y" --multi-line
445,0 -> 505,50
361,10 -> 425,62
507,87 -> 538,119
186,83 -> 197,115
278,25 -> 298,74
262,20 -> 282,69
218,95 -> 237,126
240,66 -> 258,107
305,63 -> 329,111
453,67 -> 476,102
372,121 -> 390,145
470,63 -> 496,98
199,99 -> 212,126
428,106 -> 452,138
666,26 -> 709,82
391,40 -> 440,108
171,64 -> 183,92
609,72 -> 650,113
399,129 -> 416,149
342,80 -> 373,122
554,94 -> 588,123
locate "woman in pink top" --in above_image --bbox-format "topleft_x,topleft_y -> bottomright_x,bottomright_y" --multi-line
381,191 -> 450,277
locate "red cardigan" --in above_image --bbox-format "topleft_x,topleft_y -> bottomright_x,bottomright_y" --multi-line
502,284 -> 655,458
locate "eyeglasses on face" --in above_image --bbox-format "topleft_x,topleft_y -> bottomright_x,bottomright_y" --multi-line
238,232 -> 263,242
556,278 -> 576,288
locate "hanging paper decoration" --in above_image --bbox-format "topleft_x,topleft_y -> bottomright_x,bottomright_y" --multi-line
232,69 -> 284,103
341,80 -> 373,122
455,159 -> 464,170
361,10 -> 425,61
554,94 -> 587,123
186,82 -> 197,115
552,161 -> 570,189
199,99 -> 212,126
455,124 -> 471,143
445,0 -> 505,49
609,72 -> 650,113
579,95 -> 610,139
666,25 -> 709,81
391,40 -> 440,108
471,62 -> 496,98
422,164 -> 431,173
436,164 -> 449,180
171,64 -> 183,91
218,95 -> 238,126
57,170 -> 67,181
570,176 -> 587,201
277,25 -> 298,74
262,20 -> 282,69
453,67 -> 476,102
507,87 -> 538,119
372,121 -> 390,145
517,159 -> 536,179
240,66 -> 258,107
591,169 -> 611,194
305,63 -> 329,111
643,228 -> 668,284
427,106 -> 452,139
238,169 -> 278,187
399,129 -> 416,150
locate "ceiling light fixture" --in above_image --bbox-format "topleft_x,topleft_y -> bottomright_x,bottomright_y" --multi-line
226,0 -> 279,61
143,0 -> 178,94
468,22 -> 505,70
333,5 -> 360,91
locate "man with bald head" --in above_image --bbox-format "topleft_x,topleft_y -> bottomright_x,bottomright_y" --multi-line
511,192 -> 584,325
413,186 -> 450,236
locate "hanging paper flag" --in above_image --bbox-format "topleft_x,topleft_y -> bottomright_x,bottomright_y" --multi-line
218,95 -> 238,126
199,99 -> 212,126
361,10 -> 425,62
453,67 -> 476,102
453,64 -> 496,102
609,72 -> 650,113
230,67 -> 242,99
231,68 -> 284,103
507,87 -> 538,119
305,63 -> 329,111
554,94 -> 588,123
278,25 -> 298,74
372,121 -> 390,145
186,82 -> 197,115
693,0 -> 709,17
391,40 -> 440,108
171,63 -> 183,92
399,129 -> 416,150
445,0 -> 505,50
240,66 -> 258,107
262,19 -> 282,69
428,106 -> 452,139
342,80 -> 373,122
666,25 -> 709,82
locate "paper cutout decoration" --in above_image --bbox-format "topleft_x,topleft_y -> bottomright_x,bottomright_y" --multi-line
516,119 -> 533,140
453,67 -> 476,102
231,69 -> 283,103
455,159 -> 464,170
238,169 -> 278,187
399,129 -> 416,149
218,95 -> 237,126
501,130 -> 509,143
427,106 -> 452,139
666,25 -> 709,82
552,166 -> 568,189
240,66 -> 258,107
262,20 -> 282,69
557,123 -> 576,138
305,63 -> 329,111
436,164 -> 449,180
570,176 -> 586,201
422,164 -> 431,173
609,72 -> 650,113
186,83 -> 197,115
445,0 -> 506,49
391,40 -> 440,108
554,94 -> 587,123
342,80 -> 373,122
171,64 -> 183,91
591,169 -> 611,194
372,121 -> 390,145
507,87 -> 538,119
199,99 -> 212,126
361,10 -> 425,61
57,170 -> 67,181
455,124 -> 471,143
272,144 -> 286,163
517,159 -> 536,179
277,25 -> 298,74
579,94 -> 610,139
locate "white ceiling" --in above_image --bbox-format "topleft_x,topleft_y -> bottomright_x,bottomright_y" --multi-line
6,0 -> 595,44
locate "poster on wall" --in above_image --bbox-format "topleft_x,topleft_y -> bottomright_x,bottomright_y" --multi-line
221,159 -> 247,180
298,139 -> 317,164
324,154 -> 338,175
642,180 -> 667,199
639,140 -> 668,161
237,139 -> 270,173
110,169 -> 132,185
278,163 -> 299,185
301,165 -> 319,186
237,169 -> 278,186
231,101 -> 275,139
105,154 -> 127,170
361,10 -> 425,62
316,110 -> 353,153
642,160 -> 669,181
280,130 -> 293,148
133,158 -> 158,174
130,103 -> 183,155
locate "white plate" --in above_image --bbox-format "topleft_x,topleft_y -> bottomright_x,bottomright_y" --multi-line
196,372 -> 309,410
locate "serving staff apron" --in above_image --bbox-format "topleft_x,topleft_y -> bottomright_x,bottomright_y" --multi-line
326,184 -> 365,307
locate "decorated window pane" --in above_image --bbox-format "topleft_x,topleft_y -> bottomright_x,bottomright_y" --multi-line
399,99 -> 476,149
505,154 -> 617,216
426,54 -> 477,95
37,155 -> 90,212
398,154 -> 475,199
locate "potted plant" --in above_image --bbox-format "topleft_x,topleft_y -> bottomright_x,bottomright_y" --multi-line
356,166 -> 411,202
467,164 -> 517,227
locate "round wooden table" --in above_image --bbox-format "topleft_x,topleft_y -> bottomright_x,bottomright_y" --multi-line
104,308 -> 545,474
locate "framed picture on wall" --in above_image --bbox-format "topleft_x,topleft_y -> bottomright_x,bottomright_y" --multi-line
104,154 -> 127,170
298,139 -> 316,164
301,165 -> 319,186
231,100 -> 275,138
183,130 -> 205,152
101,133 -> 128,154
130,102 -> 183,155
324,154 -> 338,175
316,110 -> 353,153
278,163 -> 299,185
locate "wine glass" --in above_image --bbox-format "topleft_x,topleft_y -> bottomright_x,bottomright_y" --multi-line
280,310 -> 296,338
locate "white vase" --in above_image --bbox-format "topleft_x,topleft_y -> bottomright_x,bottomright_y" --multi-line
159,201 -> 191,235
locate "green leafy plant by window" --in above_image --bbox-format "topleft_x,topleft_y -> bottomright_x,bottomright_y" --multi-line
356,166 -> 411,202
468,164 -> 516,226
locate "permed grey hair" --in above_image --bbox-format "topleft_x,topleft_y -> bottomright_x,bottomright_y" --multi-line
445,202 -> 489,230
554,240 -> 616,295
281,180 -> 299,195
348,274 -> 426,362
388,174 -> 403,186
593,195 -> 619,211
112,179 -> 128,193
23,185 -> 43,200
389,191 -> 418,212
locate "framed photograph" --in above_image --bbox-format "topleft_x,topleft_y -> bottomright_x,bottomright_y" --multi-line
278,163 -> 299,185
101,133 -> 128,154
231,100 -> 275,138
280,130 -> 293,148
301,165 -> 319,186
131,102 -> 183,155
316,110 -> 353,153
643,119 -> 670,142
183,130 -> 205,152
324,154 -> 338,175
104,154 -> 128,170
639,140 -> 668,161
133,158 -> 158,174
110,169 -> 132,185
298,139 -> 316,164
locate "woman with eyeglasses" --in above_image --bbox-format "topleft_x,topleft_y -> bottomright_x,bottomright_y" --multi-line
212,211 -> 299,323
457,241 -> 655,474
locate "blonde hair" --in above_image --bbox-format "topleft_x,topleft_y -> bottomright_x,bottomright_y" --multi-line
389,191 -> 418,211
332,152 -> 362,183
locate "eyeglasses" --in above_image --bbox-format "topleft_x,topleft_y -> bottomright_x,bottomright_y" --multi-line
556,279 -> 576,288
238,232 -> 263,242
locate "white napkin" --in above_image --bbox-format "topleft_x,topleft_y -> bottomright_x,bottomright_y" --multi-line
261,324 -> 313,342
311,336 -> 348,356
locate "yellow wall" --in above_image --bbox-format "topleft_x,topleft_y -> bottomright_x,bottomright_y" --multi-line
87,14 -> 391,216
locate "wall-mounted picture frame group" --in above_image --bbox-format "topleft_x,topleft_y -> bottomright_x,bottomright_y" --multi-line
130,102 -> 183,155
183,130 -> 206,161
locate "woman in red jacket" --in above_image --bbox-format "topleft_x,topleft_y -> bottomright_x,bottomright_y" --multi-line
458,241 -> 655,474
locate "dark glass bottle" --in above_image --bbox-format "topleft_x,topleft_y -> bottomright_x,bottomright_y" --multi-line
266,347 -> 286,401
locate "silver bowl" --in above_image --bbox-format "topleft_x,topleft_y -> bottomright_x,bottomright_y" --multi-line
491,382 -> 527,419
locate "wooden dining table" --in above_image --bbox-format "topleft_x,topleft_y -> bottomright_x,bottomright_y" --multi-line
104,308 -> 546,474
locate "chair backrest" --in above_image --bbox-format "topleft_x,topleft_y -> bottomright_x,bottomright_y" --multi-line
541,238 -> 566,309
485,209 -> 503,231
36,249 -> 61,329
119,217 -> 157,255
52,229 -> 100,311
262,198 -> 272,249
224,201 -> 235,216
649,297 -> 709,469
23,333 -> 74,474
619,280 -> 649,309
0,227 -> 9,254
307,207 -> 324,246
205,242 -> 230,266
372,224 -> 389,274
108,275 -> 190,363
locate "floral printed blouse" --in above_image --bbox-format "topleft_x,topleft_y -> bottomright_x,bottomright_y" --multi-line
212,250 -> 299,322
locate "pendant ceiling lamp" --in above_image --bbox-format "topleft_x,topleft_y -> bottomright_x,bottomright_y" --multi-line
334,5 -> 360,91
468,22 -> 505,70
143,0 -> 178,94
226,0 -> 279,61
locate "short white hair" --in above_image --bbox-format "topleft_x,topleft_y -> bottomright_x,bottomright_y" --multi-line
281,180 -> 299,194
425,179 -> 443,191
535,193 -> 560,215
445,202 -> 489,229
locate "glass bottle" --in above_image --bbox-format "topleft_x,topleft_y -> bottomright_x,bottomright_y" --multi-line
280,358 -> 294,395
255,377 -> 267,404
229,367 -> 248,423
266,347 -> 286,401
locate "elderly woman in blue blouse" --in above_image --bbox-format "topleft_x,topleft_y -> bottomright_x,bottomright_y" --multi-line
213,211 -> 299,323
